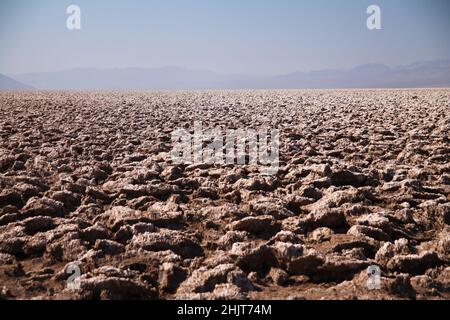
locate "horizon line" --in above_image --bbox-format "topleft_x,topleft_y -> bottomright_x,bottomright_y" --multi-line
4,57 -> 450,77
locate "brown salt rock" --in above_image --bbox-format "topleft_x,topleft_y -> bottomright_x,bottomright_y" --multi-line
177,263 -> 235,294
48,237 -> 87,262
229,242 -> 277,274
313,255 -> 370,282
176,263 -> 253,296
94,206 -> 148,232
271,241 -> 324,276
79,223 -> 110,244
129,230 -> 203,259
230,215 -> 280,236
347,225 -> 391,242
0,190 -> 23,208
309,227 -> 334,242
22,216 -> 55,235
269,267 -> 289,285
248,198 -> 294,220
21,197 -> 65,218
269,230 -> 304,245
51,191 -> 81,212
94,239 -> 125,255
75,274 -> 156,299
217,231 -> 250,250
158,262 -> 188,293
386,251 -> 442,274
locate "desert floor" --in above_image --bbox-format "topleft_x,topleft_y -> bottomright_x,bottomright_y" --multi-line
0,89 -> 449,300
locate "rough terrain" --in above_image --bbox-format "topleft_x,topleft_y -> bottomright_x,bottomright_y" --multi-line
0,89 -> 449,300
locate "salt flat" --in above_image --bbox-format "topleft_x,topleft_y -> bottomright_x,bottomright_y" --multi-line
0,89 -> 448,299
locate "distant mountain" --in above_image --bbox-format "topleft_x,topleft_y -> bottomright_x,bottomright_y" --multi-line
8,67 -> 225,90
0,73 -> 34,90
269,61 -> 450,88
7,60 -> 450,90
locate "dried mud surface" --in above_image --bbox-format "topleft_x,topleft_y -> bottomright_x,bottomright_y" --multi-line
0,89 -> 449,300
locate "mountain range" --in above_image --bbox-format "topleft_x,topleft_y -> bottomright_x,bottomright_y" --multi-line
2,60 -> 449,90
0,74 -> 34,90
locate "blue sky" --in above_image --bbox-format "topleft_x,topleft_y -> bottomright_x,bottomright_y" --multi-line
1,0 -> 449,75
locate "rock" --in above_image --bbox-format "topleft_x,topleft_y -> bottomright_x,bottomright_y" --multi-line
0,237 -> 26,256
176,283 -> 246,300
77,275 -> 156,299
124,153 -> 147,163
0,205 -> 18,215
229,242 -> 277,274
95,206 -> 148,232
341,247 -> 367,260
47,235 -> 87,262
51,191 -> 81,211
94,239 -> 125,255
161,166 -> 183,181
237,176 -> 279,192
297,185 -> 323,201
271,242 -> 324,275
114,225 -> 134,243
386,251 -> 441,274
354,270 -> 415,298
64,182 -> 87,194
0,155 -> 15,172
146,183 -> 178,200
355,213 -> 391,233
158,262 -> 188,293
130,230 -> 203,259
230,215 -> 280,237
177,264 -> 236,294
217,231 -> 249,250
0,212 -> 19,227
22,216 -> 55,235
384,274 -> 416,298
347,225 -> 391,242
269,231 -> 304,244
331,234 -> 378,258
309,227 -> 334,242
284,194 -> 315,213
145,207 -> 184,228
410,275 -> 438,297
194,187 -> 219,200
119,184 -> 149,199
375,239 -> 414,266
248,198 -> 294,220
281,217 -> 305,234
227,269 -> 254,291
14,183 -> 41,200
131,222 -> 158,235
209,283 -> 246,300
303,208 -> 347,232
375,238 -> 442,274
83,166 -> 109,182
21,197 -> 65,217
0,252 -> 16,265
330,169 -> 367,187
436,231 -> 449,260
79,224 -> 110,244
24,233 -> 48,256
114,222 -> 158,244
0,190 -> 23,208
313,255 -> 369,282
269,267 -> 289,285
86,187 -> 111,202
307,188 -> 361,209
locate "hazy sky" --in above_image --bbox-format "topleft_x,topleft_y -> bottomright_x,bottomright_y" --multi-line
1,0 -> 449,75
